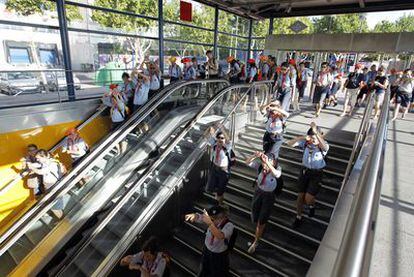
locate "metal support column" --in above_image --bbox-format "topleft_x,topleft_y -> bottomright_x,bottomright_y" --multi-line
56,0 -> 75,101
213,7 -> 219,57
247,19 -> 253,62
268,18 -> 274,35
158,0 -> 164,88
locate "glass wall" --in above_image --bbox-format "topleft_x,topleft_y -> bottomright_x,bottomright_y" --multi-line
0,0 -> 270,105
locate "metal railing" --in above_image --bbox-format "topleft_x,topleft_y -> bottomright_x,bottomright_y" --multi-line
308,93 -> 390,277
89,80 -> 272,276
0,104 -> 108,197
332,94 -> 389,277
0,79 -> 230,256
332,94 -> 374,216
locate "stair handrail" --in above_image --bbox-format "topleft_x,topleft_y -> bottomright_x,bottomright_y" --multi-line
0,104 -> 108,197
308,93 -> 390,277
57,81 -> 271,276
0,79 -> 230,255
332,93 -> 374,215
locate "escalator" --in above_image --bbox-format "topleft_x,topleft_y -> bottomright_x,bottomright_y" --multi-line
38,82 -> 274,276
53,80 -> 357,277
0,79 -> 229,276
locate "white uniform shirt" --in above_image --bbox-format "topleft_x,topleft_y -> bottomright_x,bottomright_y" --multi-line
130,252 -> 166,277
62,137 -> 88,160
195,215 -> 234,253
265,114 -> 284,134
315,71 -> 333,87
150,73 -> 161,90
249,160 -> 282,192
208,137 -> 232,168
133,80 -> 150,105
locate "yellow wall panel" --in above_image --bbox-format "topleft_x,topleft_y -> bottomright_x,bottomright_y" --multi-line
0,116 -> 111,232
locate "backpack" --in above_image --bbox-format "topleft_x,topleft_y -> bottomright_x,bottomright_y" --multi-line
304,141 -> 327,163
218,219 -> 238,252
161,251 -> 171,277
212,144 -> 236,172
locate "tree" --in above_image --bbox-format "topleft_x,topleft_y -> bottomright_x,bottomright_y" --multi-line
394,15 -> 414,32
313,14 -> 368,33
5,0 -> 82,21
373,20 -> 397,33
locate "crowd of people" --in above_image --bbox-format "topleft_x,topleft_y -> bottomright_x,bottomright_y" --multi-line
20,128 -> 89,219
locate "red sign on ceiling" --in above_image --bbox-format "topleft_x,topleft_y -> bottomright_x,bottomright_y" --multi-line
180,1 -> 192,22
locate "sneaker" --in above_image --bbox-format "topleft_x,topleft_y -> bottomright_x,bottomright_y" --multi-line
333,102 -> 338,107
292,217 -> 303,228
247,241 -> 258,254
309,207 -> 315,217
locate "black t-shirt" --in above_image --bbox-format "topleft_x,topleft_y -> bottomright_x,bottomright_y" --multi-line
346,72 -> 363,89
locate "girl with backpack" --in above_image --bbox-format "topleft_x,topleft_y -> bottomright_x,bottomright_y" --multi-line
287,122 -> 329,228
27,149 -> 65,219
245,151 -> 282,254
260,100 -> 289,158
341,64 -> 364,117
185,205 -> 235,277
204,124 -> 233,205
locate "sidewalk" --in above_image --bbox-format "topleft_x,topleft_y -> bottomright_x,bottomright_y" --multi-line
370,113 -> 414,277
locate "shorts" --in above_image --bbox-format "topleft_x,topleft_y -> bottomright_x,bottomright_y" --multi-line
396,91 -> 411,107
357,86 -> 369,100
206,165 -> 229,196
345,88 -> 359,105
374,92 -> 385,106
298,167 -> 323,196
313,86 -> 329,105
251,188 -> 275,225
111,121 -> 124,131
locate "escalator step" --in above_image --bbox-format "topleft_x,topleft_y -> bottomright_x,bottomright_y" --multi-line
91,227 -> 121,257
71,245 -> 104,276
0,251 -> 17,276
8,235 -> 33,263
195,194 -> 318,262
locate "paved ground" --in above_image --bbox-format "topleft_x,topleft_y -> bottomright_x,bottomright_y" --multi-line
370,112 -> 414,277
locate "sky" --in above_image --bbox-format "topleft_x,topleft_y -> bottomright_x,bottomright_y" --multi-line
365,10 -> 414,28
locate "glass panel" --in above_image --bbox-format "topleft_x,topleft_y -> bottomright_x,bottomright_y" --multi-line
9,47 -> 31,64
68,6 -> 158,38
251,39 -> 265,50
163,0 -> 215,30
217,34 -> 249,49
0,24 -> 65,106
0,80 -> 230,276
0,0 -> 60,26
218,10 -> 249,37
68,31 -> 159,96
164,23 -> 214,44
39,49 -> 59,66
68,0 -> 158,18
163,41 -> 213,75
252,19 -> 270,38
217,48 -> 247,76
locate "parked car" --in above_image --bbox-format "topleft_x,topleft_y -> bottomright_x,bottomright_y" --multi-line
45,71 -> 81,91
0,72 -> 42,96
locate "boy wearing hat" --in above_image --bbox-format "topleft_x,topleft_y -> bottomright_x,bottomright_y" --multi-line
204,124 -> 232,205
168,56 -> 182,83
182,57 -> 197,81
341,64 -> 364,117
245,151 -> 282,254
227,56 -> 241,84
185,205 -> 234,277
287,122 -> 329,228
274,62 -> 293,112
246,59 -> 258,83
62,128 -> 89,167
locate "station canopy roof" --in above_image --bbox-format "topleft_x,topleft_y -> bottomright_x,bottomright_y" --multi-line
197,0 -> 414,19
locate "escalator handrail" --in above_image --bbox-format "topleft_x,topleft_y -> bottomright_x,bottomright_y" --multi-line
59,81 -> 272,276
0,79 -> 230,254
0,105 -> 108,197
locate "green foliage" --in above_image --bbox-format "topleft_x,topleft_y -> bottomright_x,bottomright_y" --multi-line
373,15 -> 414,33
312,14 -> 368,33
373,20 -> 397,33
6,0 -> 82,21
